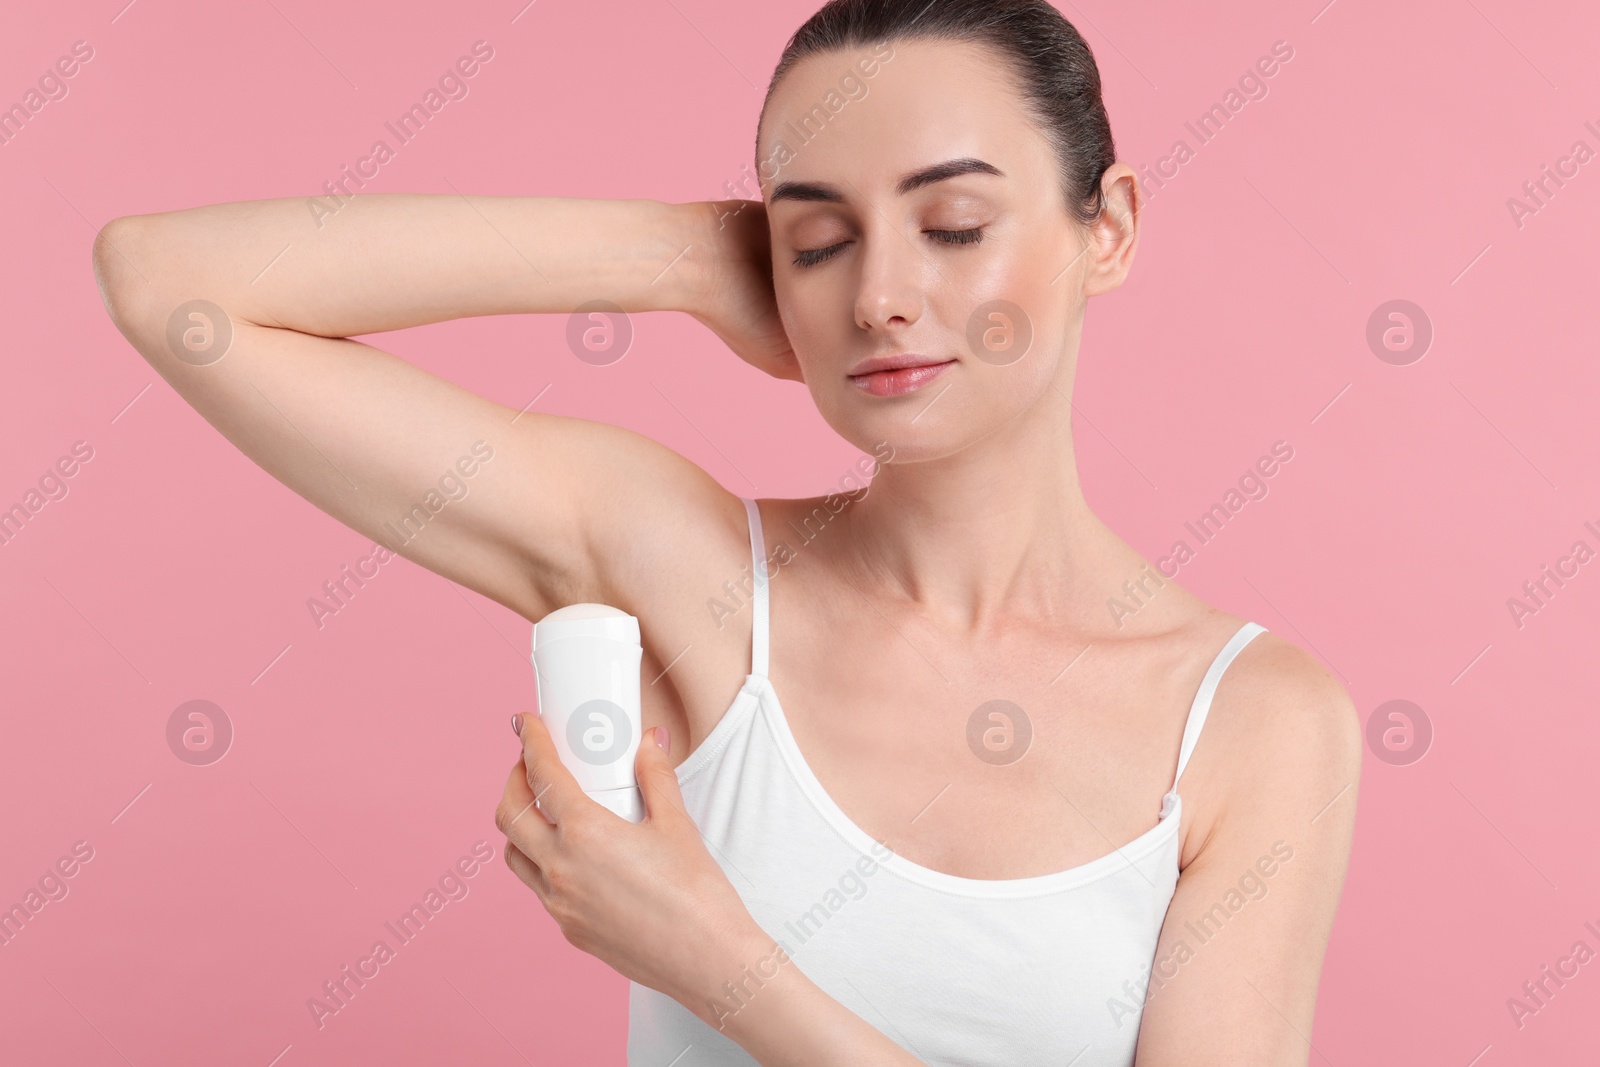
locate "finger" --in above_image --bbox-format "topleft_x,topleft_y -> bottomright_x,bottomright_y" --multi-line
515,711 -> 584,825
496,757 -> 556,861
635,726 -> 691,827
503,838 -> 549,900
500,755 -> 556,831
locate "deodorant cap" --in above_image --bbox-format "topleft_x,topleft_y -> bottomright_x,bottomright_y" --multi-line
532,603 -> 640,647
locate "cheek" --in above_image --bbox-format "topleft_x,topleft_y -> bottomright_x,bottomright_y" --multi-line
943,232 -> 1069,352
774,286 -> 804,344
999,232 -> 1069,308
966,344 -> 1059,416
943,284 -> 1059,374
775,278 -> 843,369
942,266 -> 1073,422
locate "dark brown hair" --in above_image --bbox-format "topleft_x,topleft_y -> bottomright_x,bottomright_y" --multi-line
759,0 -> 1118,226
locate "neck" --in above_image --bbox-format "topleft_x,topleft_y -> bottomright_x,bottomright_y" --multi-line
838,378 -> 1129,636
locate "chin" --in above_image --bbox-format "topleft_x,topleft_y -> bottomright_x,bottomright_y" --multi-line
812,387 -> 1024,467
798,343 -> 1063,463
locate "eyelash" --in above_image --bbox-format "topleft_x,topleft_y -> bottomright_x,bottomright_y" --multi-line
792,227 -> 986,268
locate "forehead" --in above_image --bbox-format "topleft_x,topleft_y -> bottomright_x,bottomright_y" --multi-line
755,37 -> 1047,196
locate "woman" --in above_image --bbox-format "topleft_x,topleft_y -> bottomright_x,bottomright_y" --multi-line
92,0 -> 1360,1062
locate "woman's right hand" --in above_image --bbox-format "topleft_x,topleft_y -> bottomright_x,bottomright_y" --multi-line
687,199 -> 804,383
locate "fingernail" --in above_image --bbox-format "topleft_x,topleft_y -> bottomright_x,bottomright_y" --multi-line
653,726 -> 669,754
512,714 -> 523,737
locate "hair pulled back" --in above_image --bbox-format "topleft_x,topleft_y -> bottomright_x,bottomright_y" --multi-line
760,0 -> 1117,226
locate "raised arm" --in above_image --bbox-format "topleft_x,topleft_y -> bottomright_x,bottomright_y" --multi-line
90,192 -> 792,623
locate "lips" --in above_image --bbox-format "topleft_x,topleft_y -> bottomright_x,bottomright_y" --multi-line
847,352 -> 948,376
848,358 -> 956,397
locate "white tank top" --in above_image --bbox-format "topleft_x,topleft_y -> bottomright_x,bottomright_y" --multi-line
627,497 -> 1267,1065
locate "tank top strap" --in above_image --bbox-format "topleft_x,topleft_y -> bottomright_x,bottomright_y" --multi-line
740,496 -> 770,678
1171,621 -> 1267,791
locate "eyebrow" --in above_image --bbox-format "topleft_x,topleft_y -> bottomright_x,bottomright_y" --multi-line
768,157 -> 1004,204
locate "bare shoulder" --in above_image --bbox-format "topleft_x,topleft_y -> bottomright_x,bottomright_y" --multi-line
1213,629 -> 1360,764
1178,626 -> 1363,866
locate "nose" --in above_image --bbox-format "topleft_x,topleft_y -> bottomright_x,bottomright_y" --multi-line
853,223 -> 924,333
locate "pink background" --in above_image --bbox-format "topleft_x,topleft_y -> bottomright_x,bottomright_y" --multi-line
3,0 -> 1598,1063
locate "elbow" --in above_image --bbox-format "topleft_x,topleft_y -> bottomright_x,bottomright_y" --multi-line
92,216 -> 147,338
93,215 -> 179,356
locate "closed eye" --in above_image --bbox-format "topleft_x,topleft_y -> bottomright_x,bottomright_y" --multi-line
791,227 -> 987,268
926,228 -> 985,246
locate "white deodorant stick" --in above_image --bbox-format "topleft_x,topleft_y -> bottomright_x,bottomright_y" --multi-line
530,603 -> 645,823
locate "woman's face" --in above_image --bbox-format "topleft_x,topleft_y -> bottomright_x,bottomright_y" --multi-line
756,38 -> 1134,462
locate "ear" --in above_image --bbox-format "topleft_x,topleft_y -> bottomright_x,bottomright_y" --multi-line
1082,163 -> 1141,298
